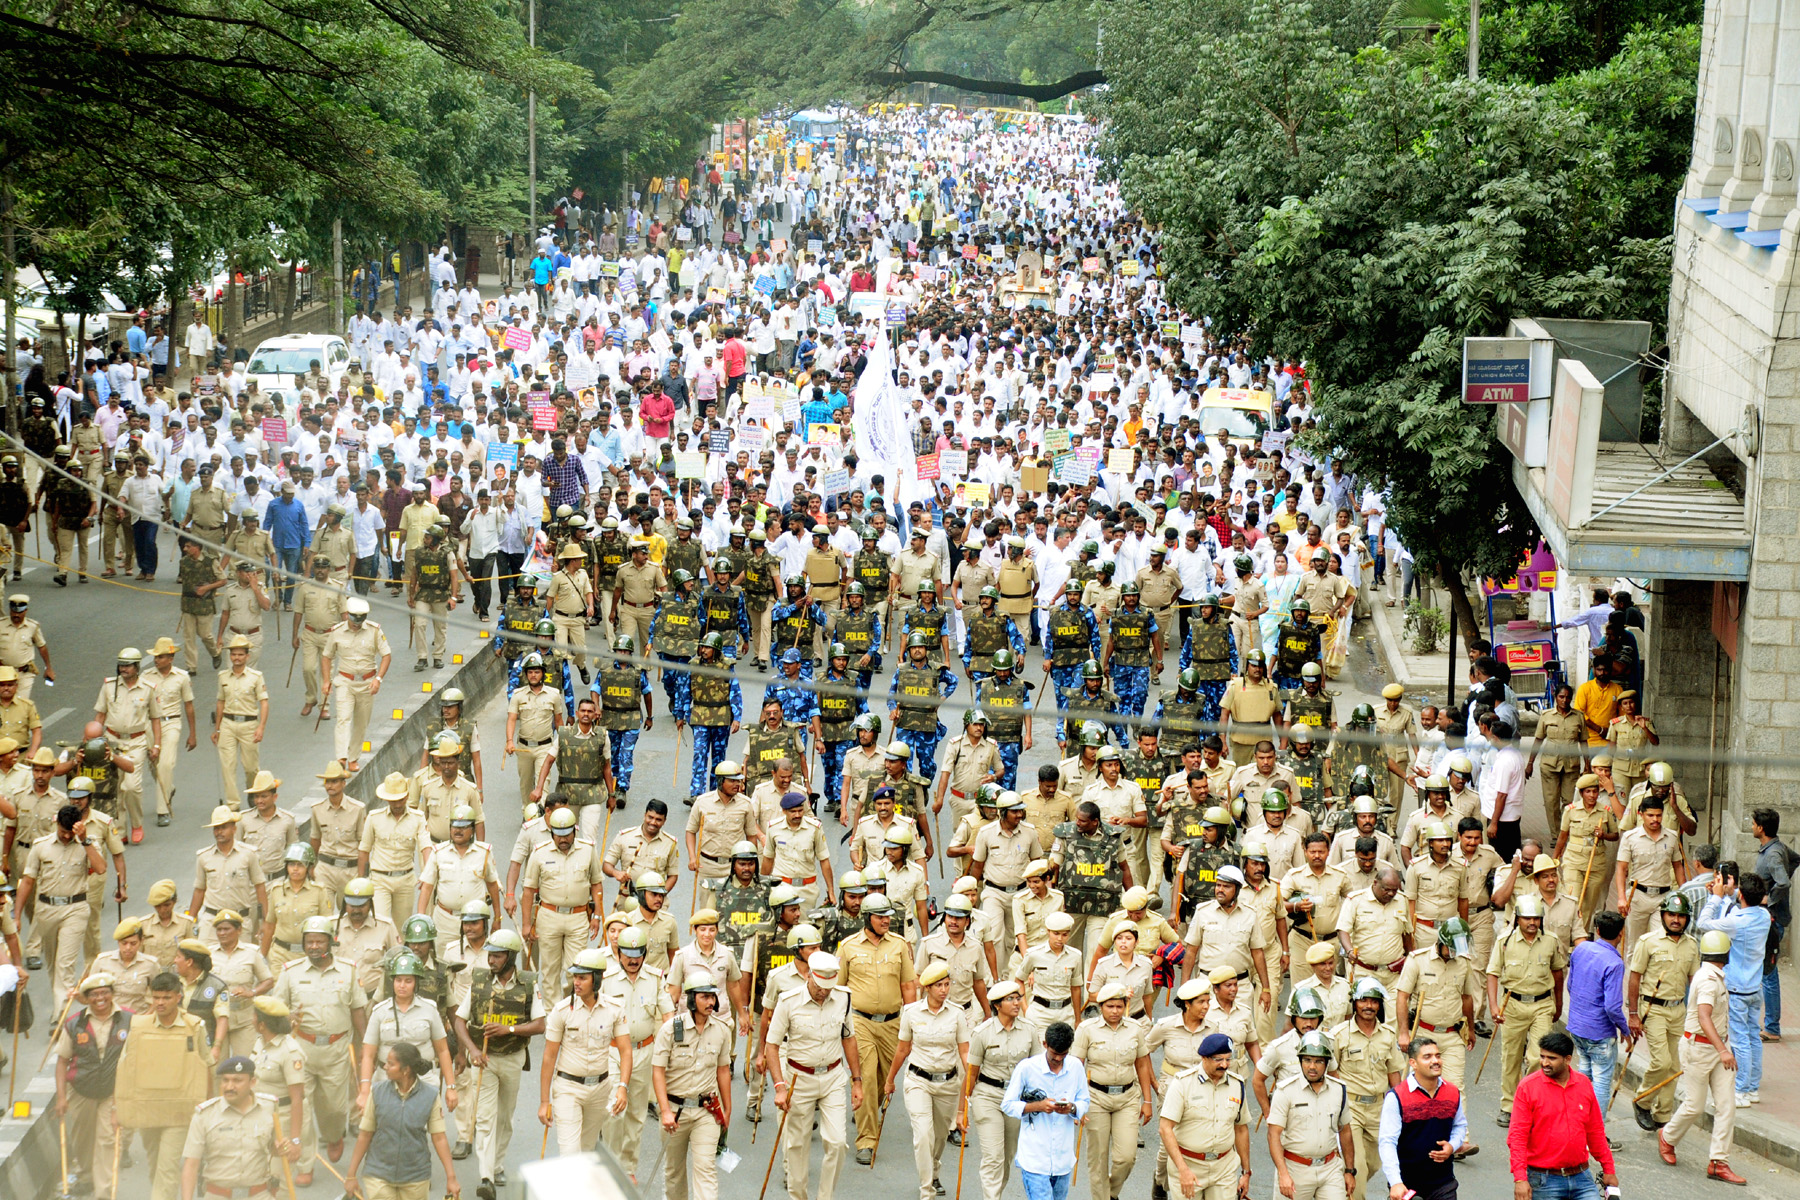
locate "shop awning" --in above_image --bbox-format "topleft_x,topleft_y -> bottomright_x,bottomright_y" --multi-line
1512,443 -> 1750,581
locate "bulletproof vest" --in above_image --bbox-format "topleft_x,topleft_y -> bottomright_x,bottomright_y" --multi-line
852,551 -> 891,595
1060,686 -> 1117,741
713,878 -> 770,949
1276,623 -> 1320,675
1281,750 -> 1327,822
1110,609 -> 1152,664
1161,696 -> 1205,756
1049,605 -> 1093,667
598,668 -> 645,730
813,906 -> 860,954
414,547 -> 452,601
467,967 -> 539,1059
652,596 -> 701,657
1164,801 -> 1210,850
384,957 -> 451,1010
113,1012 -> 211,1128
555,727 -> 608,802
893,666 -> 944,732
186,972 -> 225,1041
1054,823 -> 1125,916
741,553 -> 777,598
702,587 -> 744,636
1188,619 -> 1232,680
64,1008 -> 130,1098
424,716 -> 476,779
1180,842 -> 1239,910
834,610 -> 878,657
906,606 -> 949,667
1123,750 -> 1172,800
1287,689 -> 1333,729
817,672 -> 859,740
978,678 -> 1028,740
751,925 -> 799,1014
78,746 -> 121,816
965,612 -> 1011,671
688,672 -> 734,727
744,725 -> 796,781
1067,562 -> 1098,593
594,534 -> 626,587
666,539 -> 704,581
774,602 -> 819,655
805,550 -> 842,596
502,602 -> 539,656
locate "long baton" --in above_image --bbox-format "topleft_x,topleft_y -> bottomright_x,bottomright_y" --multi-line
1634,1072 -> 1681,1105
1472,995 -> 1508,1088
953,1092 -> 970,1200
7,969 -> 25,1110
758,1104 -> 791,1200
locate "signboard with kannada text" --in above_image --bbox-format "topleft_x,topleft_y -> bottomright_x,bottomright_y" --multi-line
1462,337 -> 1532,404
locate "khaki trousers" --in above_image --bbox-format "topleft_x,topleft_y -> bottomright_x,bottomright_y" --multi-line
298,1032 -> 355,1170
1639,1002 -> 1685,1123
300,629 -> 330,708
1344,1096 -> 1382,1200
664,1104 -> 722,1200
216,717 -> 259,801
1282,1152 -> 1347,1200
154,721 -> 181,817
552,613 -> 589,671
906,1069 -> 960,1200
141,1124 -> 188,1200
35,897 -> 88,997
473,1046 -> 526,1179
618,603 -> 655,663
332,674 -> 377,763
1085,1083 -> 1142,1200
1173,1142 -> 1238,1200
180,613 -> 219,673
967,1081 -> 1018,1200
103,515 -> 134,571
1432,1030 -> 1469,1089
852,1014 -> 899,1149
370,869 -> 418,929
1624,886 -> 1660,959
601,1040 -> 653,1174
115,732 -> 148,833
54,524 -> 89,578
552,1073 -> 612,1155
1467,912 -> 1497,1022
411,599 -> 449,661
66,1090 -> 117,1197
1498,995 -> 1555,1114
748,600 -> 773,664
1664,1033 -> 1734,1161
534,906 -> 590,1003
1540,767 -> 1580,833
1562,858 -> 1610,926
781,1062 -> 850,1200
363,1180 -> 429,1200
516,742 -> 552,812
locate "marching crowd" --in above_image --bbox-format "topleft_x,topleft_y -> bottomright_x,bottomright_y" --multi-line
0,102 -> 1791,1200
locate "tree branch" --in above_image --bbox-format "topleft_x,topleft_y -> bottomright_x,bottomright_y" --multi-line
873,67 -> 1103,101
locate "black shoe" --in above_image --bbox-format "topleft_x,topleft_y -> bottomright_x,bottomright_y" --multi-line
578,666 -> 591,684
452,1140 -> 472,1160
414,659 -> 426,672
433,658 -> 443,668
24,956 -> 41,970
1496,1111 -> 1511,1127
156,814 -> 171,827
856,1149 -> 873,1166
946,1129 -> 961,1146
934,1179 -> 944,1196
1474,1021 -> 1494,1039
495,1169 -> 506,1187
1636,1103 -> 1659,1133
211,652 -> 222,668
478,1181 -> 496,1200
53,574 -> 66,587
1153,1186 -> 1168,1200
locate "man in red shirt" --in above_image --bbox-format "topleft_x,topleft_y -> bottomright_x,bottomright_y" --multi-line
720,329 -> 748,400
1506,1031 -> 1619,1200
638,385 -> 675,444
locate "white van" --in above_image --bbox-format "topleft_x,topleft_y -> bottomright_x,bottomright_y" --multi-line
245,334 -> 351,401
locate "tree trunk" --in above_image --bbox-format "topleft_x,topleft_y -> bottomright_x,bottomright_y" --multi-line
1442,566 -> 1482,640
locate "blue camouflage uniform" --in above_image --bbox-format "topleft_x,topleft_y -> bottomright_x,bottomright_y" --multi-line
961,612 -> 1027,687
599,666 -> 651,794
676,666 -> 742,796
770,599 -> 831,678
763,666 -> 822,754
1043,601 -> 1101,711
1107,607 -> 1160,741
1179,615 -> 1237,722
650,591 -> 700,709
973,673 -> 1035,790
888,664 -> 958,780
815,668 -> 867,810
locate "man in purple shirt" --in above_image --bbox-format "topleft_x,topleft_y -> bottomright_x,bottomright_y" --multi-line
542,436 -> 589,512
1565,910 -> 1632,1130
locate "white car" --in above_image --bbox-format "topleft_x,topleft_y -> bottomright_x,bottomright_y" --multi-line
244,334 -> 351,402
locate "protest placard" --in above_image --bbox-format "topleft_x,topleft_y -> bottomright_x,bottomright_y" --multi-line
807,238 -> 823,254
1020,463 -> 1049,492
530,404 -> 558,431
738,425 -> 765,450
705,287 -> 727,306
1161,320 -> 1180,340
916,453 -> 940,481
674,451 -> 706,479
1042,428 -> 1071,453
487,443 -> 519,474
503,326 -> 533,352
819,468 -> 850,496
260,417 -> 288,446
754,274 -> 777,296
708,431 -> 732,454
885,304 -> 906,328
1081,257 -> 1102,273
1107,448 -> 1135,473
783,394 -> 803,425
939,449 -> 968,479
963,482 -> 990,507
743,397 -> 776,425
807,423 -> 843,448
194,373 -> 218,396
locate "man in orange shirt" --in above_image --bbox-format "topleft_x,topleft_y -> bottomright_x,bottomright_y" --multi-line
1572,655 -> 1623,745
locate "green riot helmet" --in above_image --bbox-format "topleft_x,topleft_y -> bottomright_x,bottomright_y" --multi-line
1177,668 -> 1200,692
613,635 -> 636,654
964,708 -> 989,729
1078,726 -> 1105,749
829,641 -> 850,660
700,631 -> 727,653
713,556 -> 734,575
1081,541 -> 1099,557
1349,704 -> 1375,726
283,844 -> 316,869
1243,648 -> 1266,668
1347,767 -> 1376,799
991,649 -> 1017,672
388,952 -> 423,979
535,617 -> 557,639
402,915 -> 437,944
1080,659 -> 1103,680
916,579 -> 937,597
671,568 -> 695,589
978,585 -> 1001,603
845,582 -> 866,598
1119,582 -> 1140,597
1436,916 -> 1472,958
1660,892 -> 1693,917
1291,600 -> 1311,618
84,736 -> 109,760
1296,1031 -> 1334,1062
1287,987 -> 1326,1019
785,575 -> 807,592
975,782 -> 1004,810
852,713 -> 882,737
1261,788 -> 1288,812
521,652 -> 546,672
906,631 -> 933,650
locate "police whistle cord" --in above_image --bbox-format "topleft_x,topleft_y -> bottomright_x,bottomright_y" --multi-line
759,1104 -> 790,1200
1472,995 -> 1506,1088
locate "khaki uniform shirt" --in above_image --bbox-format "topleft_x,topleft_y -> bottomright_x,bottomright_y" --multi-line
217,668 -> 267,719
686,793 -> 759,863
213,942 -> 274,1025
1201,994 -> 1259,1054
969,1015 -> 1036,1085
898,998 -> 970,1072
238,807 -> 299,878
1089,953 -> 1154,1013
1403,856 -> 1466,923
419,841 -> 499,914
295,582 -> 345,636
1559,802 -> 1617,873
1281,864 -> 1351,937
614,561 -> 666,606
1012,889 -> 1065,951
916,929 -> 994,1008
1013,943 -> 1084,1008
598,965 -> 672,1048
1269,1076 -> 1350,1158
1397,801 -> 1460,857
323,622 -> 392,674
1396,948 -> 1479,1029
410,773 -> 483,843
89,952 -> 158,1014
139,910 -> 195,968
840,930 -> 915,1015
1072,1015 -> 1146,1087
263,881 -> 336,950
1487,928 -> 1566,996
604,825 -> 680,880
96,677 -> 157,737
219,583 -> 266,637
1629,927 -> 1700,1004
0,698 -> 40,749
766,816 -> 830,883
854,813 -> 926,868
1326,1018 -> 1403,1098
768,983 -> 854,1070
523,838 -> 603,907
894,550 -> 939,598
148,666 -> 194,722
1161,1066 -> 1248,1154
181,1096 -> 280,1186
360,807 -> 430,874
972,820 -> 1037,888
939,736 -> 1001,804
627,907 -> 680,971
310,798 -> 368,864
1147,1015 -> 1210,1078
1683,963 -> 1728,1036
1340,893 -> 1410,971
508,686 -> 560,744
544,994 -> 627,1074
1328,828 -> 1396,869
547,569 -> 592,617
1617,826 -> 1679,889
651,1011 -> 732,1096
1023,787 -> 1077,855
334,915 -> 399,994
194,843 -> 265,911
0,617 -> 46,671
1182,900 -> 1265,977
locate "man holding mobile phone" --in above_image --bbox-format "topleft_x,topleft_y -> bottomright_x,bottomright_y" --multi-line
1001,1022 -> 1090,1200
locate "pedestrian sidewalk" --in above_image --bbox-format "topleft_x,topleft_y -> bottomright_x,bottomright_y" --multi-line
1616,959 -> 1800,1170
1368,593 -> 1454,694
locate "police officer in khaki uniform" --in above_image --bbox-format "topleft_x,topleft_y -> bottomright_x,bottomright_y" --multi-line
290,558 -> 346,719
209,908 -> 274,1056
1373,686 -> 1418,814
189,805 -> 268,948
454,927 -> 544,1198
1157,1032 -> 1252,1200
842,892 -> 918,1163
259,846 -> 333,971
888,960 -> 969,1200
177,1055 -> 295,1200
520,807 -> 603,1001
215,561 -> 273,668
611,540 -> 667,661
208,634 -> 268,802
1394,919 -> 1480,1088
93,918 -> 159,1013
538,947 -> 632,1155
1485,894 -> 1566,1127
1326,980 -> 1403,1200
962,979 -> 1030,1200
652,969 -> 735,1200
353,772 -> 426,928
1402,822 -> 1467,932
91,647 -> 160,840
1267,1032 -> 1356,1200
599,926 -> 673,1178
1072,980 -> 1154,1200
20,802 -> 103,994
319,597 -> 392,770
765,951 -> 862,1200
308,763 -> 365,896
1614,793 -> 1684,957
412,738 -> 485,842
506,655 -> 564,810
1183,865 -> 1272,1008
1013,911 -> 1084,1037
0,594 -> 53,702
890,531 -> 941,653
547,543 -> 595,674
419,808 -> 502,958
971,790 -> 1037,954
1627,893 -> 1700,1129
1338,867 -> 1412,994
144,639 -> 195,827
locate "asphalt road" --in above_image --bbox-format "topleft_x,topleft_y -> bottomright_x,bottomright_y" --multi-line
16,533 -> 1786,1200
